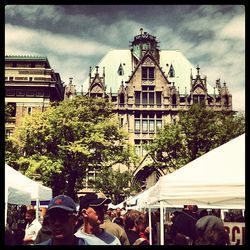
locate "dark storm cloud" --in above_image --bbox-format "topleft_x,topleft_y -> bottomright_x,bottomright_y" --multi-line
5,5 -> 245,111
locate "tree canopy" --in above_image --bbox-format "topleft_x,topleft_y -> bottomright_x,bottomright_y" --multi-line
146,104 -> 245,173
5,96 -> 135,200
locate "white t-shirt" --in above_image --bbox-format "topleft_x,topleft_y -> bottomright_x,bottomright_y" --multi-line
24,219 -> 42,244
75,228 -> 121,245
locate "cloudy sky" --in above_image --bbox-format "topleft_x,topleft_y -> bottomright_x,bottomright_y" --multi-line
5,5 -> 245,112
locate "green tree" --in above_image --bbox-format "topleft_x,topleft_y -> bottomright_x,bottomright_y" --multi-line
89,167 -> 140,204
147,103 -> 245,173
5,96 -> 134,200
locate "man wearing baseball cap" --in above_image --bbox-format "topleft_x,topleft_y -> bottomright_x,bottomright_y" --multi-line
37,194 -> 84,245
74,192 -> 121,245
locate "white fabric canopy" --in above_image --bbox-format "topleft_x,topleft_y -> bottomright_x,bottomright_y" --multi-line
6,186 -> 31,205
143,134 -> 245,209
5,164 -> 52,202
5,163 -> 53,223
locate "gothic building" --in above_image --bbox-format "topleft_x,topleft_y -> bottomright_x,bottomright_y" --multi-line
76,29 -> 232,189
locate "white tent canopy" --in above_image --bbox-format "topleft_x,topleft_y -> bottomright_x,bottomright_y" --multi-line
5,164 -> 52,202
6,186 -> 31,205
143,134 -> 245,209
5,164 -> 53,223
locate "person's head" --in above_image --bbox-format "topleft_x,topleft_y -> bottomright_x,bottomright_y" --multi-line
195,215 -> 229,245
78,193 -> 111,229
116,208 -> 121,217
46,194 -> 77,244
20,205 -> 27,214
196,228 -> 230,245
199,209 -> 208,218
124,209 -> 146,233
25,209 -> 35,224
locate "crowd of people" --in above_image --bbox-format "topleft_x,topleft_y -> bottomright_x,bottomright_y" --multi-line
5,193 -> 243,245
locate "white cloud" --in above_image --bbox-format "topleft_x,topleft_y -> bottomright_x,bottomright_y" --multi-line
5,24 -> 113,57
219,15 -> 245,40
5,5 -> 245,112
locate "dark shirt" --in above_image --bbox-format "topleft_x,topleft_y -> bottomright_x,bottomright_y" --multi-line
170,211 -> 198,241
113,217 -> 124,227
35,225 -> 52,244
125,229 -> 149,245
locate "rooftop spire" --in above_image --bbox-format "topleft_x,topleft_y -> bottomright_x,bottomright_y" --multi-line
196,65 -> 200,75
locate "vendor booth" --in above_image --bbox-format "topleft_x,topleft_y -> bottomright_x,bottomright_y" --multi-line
5,164 -> 52,223
139,134 -> 245,245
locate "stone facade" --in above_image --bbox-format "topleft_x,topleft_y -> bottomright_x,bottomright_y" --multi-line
78,29 -> 233,188
5,55 -> 65,136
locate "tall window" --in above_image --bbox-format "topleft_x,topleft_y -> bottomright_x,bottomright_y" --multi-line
27,107 -> 32,115
224,95 -> 229,107
134,139 -> 152,157
156,92 -> 162,105
142,67 -> 155,80
7,103 -> 16,117
119,93 -> 125,104
172,94 -> 177,105
142,120 -> 148,133
135,88 -> 161,105
135,91 -> 140,105
135,120 -> 140,132
134,113 -> 162,134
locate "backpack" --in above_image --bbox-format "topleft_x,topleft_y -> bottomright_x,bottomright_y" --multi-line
133,237 -> 147,245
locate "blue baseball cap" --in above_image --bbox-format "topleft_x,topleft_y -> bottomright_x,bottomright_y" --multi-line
47,194 -> 77,213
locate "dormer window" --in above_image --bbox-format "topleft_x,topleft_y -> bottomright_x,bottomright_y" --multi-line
168,64 -> 175,77
117,63 -> 124,76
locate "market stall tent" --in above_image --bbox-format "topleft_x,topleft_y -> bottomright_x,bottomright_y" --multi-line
5,186 -> 31,205
5,164 -> 52,222
5,164 -> 52,202
145,133 -> 245,209
140,134 -> 245,244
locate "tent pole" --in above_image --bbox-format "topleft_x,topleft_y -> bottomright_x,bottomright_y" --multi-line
148,205 -> 152,245
36,198 -> 39,221
5,202 -> 8,226
160,201 -> 164,245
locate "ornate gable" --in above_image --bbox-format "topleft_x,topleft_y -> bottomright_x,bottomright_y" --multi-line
142,56 -> 154,67
88,66 -> 106,97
